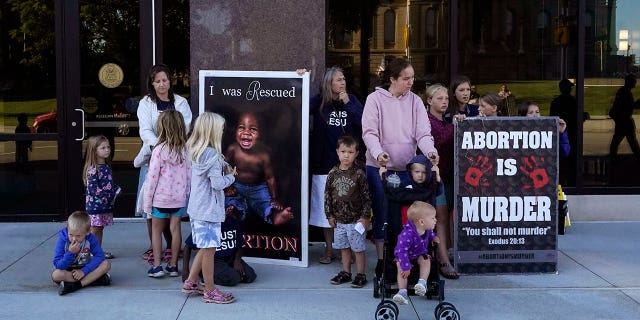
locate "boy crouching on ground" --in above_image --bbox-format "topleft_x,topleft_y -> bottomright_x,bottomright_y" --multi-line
52,211 -> 111,295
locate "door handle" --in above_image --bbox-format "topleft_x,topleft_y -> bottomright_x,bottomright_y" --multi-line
74,108 -> 85,141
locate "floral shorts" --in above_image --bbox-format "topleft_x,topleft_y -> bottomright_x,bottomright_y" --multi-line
333,222 -> 366,253
89,213 -> 114,227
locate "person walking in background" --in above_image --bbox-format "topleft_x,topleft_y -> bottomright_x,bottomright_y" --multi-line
83,135 -> 119,259
609,74 -> 640,161
361,57 -> 439,278
550,78 -> 578,185
446,75 -> 479,122
135,64 -> 192,263
424,84 -> 458,279
143,110 -> 191,278
308,66 -> 364,264
325,135 -> 371,288
182,112 -> 236,304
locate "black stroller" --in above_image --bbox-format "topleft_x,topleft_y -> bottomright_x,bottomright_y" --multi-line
373,223 -> 460,320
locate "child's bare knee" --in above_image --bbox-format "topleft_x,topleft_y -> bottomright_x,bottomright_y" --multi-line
51,269 -> 66,282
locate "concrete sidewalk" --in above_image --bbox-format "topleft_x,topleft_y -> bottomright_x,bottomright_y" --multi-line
1,220 -> 639,320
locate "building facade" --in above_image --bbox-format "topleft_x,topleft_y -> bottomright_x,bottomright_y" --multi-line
0,0 -> 638,221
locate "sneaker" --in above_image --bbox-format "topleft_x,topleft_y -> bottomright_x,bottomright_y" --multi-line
165,265 -> 179,277
414,279 -> 427,296
147,265 -> 165,278
393,290 -> 409,305
203,288 -> 235,304
94,273 -> 112,286
330,271 -> 352,285
351,273 -> 367,288
103,251 -> 114,259
182,279 -> 204,295
58,281 -> 82,296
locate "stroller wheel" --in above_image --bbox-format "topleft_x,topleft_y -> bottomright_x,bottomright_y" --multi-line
388,300 -> 399,316
436,305 -> 460,320
375,300 -> 398,320
434,302 -> 458,320
373,276 -> 381,298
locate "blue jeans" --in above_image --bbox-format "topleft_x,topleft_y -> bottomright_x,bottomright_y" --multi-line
366,166 -> 410,241
234,182 -> 273,224
135,165 -> 149,217
225,195 -> 248,220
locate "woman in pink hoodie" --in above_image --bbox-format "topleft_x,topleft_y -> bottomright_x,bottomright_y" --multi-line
143,110 -> 191,278
362,57 -> 439,277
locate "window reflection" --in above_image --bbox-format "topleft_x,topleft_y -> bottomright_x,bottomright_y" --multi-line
0,141 -> 60,215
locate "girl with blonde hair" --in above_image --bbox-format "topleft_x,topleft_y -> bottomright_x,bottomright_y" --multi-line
83,135 -> 119,259
425,84 -> 458,279
143,110 -> 190,278
182,112 -> 237,304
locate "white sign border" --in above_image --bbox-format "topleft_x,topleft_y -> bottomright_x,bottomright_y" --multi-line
198,70 -> 310,267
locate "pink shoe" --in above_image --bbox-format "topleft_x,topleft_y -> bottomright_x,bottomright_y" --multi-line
203,288 -> 235,304
181,280 -> 203,295
163,248 -> 172,262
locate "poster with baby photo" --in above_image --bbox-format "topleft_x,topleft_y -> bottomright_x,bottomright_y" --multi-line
199,70 -> 309,267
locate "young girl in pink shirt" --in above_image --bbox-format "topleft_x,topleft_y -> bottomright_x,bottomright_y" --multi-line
143,110 -> 191,278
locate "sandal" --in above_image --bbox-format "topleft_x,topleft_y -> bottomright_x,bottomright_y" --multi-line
141,248 -> 153,260
182,279 -> 204,295
203,288 -> 235,304
318,253 -> 335,264
439,263 -> 460,280
163,248 -> 172,262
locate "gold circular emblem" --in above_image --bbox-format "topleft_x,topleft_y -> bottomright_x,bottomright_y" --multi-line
117,123 -> 130,136
98,63 -> 124,88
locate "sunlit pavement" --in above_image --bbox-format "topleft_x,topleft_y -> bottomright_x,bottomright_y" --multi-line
0,220 -> 639,319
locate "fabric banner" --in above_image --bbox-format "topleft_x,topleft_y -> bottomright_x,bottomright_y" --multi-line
454,117 -> 558,274
199,70 -> 309,267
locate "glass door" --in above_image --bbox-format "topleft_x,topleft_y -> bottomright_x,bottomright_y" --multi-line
0,0 -> 143,221
78,1 -> 141,218
0,1 -> 65,221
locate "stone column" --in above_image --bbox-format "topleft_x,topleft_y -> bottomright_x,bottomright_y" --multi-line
190,0 -> 326,111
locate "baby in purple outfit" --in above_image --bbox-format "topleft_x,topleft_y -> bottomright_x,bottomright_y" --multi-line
392,201 -> 439,305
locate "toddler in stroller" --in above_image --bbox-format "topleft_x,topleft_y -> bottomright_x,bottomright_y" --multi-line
374,155 -> 445,302
392,201 -> 439,304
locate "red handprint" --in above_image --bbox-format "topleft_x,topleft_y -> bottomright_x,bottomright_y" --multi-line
519,156 -> 549,189
464,155 -> 493,187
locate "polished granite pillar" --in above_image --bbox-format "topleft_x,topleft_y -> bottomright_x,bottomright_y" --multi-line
190,0 -> 325,110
